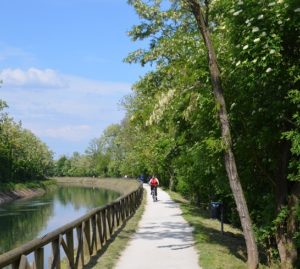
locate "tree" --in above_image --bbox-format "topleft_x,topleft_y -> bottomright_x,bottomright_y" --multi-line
0,100 -> 53,182
184,1 -> 259,267
126,1 -> 258,267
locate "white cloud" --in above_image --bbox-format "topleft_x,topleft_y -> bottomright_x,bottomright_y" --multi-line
0,67 -> 132,155
0,67 -> 131,119
0,68 -> 67,88
36,125 -> 92,141
1,67 -> 131,93
64,74 -> 131,95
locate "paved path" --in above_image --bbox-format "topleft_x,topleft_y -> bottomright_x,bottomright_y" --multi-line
115,185 -> 200,269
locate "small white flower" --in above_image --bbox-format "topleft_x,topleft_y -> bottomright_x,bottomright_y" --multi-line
294,8 -> 300,12
233,9 -> 243,16
252,27 -> 259,32
252,58 -> 258,63
268,2 -> 275,6
243,45 -> 249,50
278,20 -> 283,24
270,49 -> 275,54
254,38 -> 260,43
258,14 -> 264,19
230,103 -> 236,110
266,67 -> 272,73
236,60 -> 241,66
261,32 -> 267,37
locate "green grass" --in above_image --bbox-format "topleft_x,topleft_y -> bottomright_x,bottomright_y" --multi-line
84,190 -> 147,269
52,177 -> 140,196
167,190 -> 280,269
0,179 -> 56,192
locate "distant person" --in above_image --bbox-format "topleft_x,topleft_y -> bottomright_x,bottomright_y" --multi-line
149,175 -> 159,200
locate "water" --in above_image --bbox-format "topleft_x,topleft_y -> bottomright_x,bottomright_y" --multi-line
0,185 -> 120,254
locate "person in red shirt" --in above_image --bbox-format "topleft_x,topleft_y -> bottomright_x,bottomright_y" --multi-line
149,176 -> 159,201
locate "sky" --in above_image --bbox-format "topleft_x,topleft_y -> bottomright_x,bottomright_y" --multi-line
0,0 -> 149,158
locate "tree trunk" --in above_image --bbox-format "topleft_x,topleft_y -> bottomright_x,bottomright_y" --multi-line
276,186 -> 299,269
186,1 -> 259,268
169,171 -> 175,191
275,141 -> 298,269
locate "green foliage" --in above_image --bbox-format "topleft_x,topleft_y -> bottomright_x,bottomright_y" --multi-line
0,100 -> 54,183
282,90 -> 300,182
53,124 -> 126,177
120,0 -> 300,266
51,1 -> 299,265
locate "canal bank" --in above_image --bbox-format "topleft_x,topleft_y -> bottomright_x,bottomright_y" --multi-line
0,188 -> 46,205
0,177 -> 139,205
53,177 -> 140,195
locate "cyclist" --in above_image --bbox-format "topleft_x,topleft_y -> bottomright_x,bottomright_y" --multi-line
149,175 -> 159,201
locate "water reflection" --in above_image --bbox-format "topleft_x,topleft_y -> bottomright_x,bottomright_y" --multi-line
0,185 -> 119,254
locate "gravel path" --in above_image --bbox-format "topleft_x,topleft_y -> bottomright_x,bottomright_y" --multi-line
115,185 -> 201,269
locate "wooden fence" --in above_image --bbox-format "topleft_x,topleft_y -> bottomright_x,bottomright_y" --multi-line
0,183 -> 143,269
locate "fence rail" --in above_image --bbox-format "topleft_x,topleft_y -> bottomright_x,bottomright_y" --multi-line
0,183 -> 143,269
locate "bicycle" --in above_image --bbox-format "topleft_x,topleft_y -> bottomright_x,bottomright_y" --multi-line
151,187 -> 158,202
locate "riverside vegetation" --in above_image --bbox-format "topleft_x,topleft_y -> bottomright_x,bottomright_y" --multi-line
0,0 -> 299,268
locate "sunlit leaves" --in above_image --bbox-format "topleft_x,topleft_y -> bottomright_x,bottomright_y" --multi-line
0,106 -> 53,182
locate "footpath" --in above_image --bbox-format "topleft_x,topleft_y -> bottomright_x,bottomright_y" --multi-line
115,185 -> 201,269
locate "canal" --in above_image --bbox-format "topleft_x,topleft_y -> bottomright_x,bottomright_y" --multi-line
0,185 -> 120,254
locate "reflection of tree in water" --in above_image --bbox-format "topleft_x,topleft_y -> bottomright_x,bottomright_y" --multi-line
55,186 -> 120,210
0,197 -> 54,254
0,186 -> 120,254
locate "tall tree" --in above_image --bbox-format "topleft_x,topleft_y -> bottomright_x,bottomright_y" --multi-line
183,1 -> 258,268
127,0 -> 258,267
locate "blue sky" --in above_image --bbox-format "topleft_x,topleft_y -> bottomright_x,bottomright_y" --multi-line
0,0 -> 149,158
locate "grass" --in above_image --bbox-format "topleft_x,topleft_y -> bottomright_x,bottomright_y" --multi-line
167,190 -> 280,269
0,179 -> 56,192
52,177 -> 140,196
84,190 -> 147,269
0,177 -> 139,196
